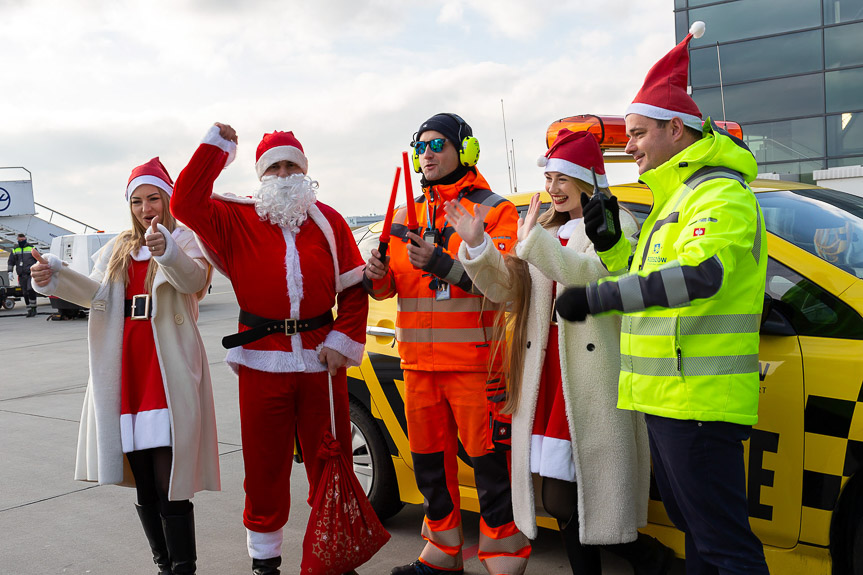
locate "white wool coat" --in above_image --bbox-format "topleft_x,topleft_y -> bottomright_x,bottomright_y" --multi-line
459,216 -> 650,545
34,225 -> 220,500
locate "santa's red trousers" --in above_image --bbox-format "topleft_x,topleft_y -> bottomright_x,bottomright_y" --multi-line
238,365 -> 352,534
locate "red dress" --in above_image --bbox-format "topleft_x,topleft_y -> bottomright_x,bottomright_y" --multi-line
530,236 -> 576,481
119,258 -> 171,453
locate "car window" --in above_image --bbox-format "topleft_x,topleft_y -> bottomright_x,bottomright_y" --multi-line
765,257 -> 863,339
757,189 -> 863,279
357,228 -> 381,261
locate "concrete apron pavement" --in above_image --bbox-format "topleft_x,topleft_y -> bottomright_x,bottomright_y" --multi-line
0,272 -> 672,574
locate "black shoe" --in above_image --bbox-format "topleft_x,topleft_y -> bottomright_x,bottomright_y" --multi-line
162,504 -> 197,574
252,556 -> 281,575
26,307 -> 37,317
391,560 -> 464,575
134,503 -> 172,575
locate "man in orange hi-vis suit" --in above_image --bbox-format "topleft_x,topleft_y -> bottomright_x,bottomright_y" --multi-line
364,113 -> 530,575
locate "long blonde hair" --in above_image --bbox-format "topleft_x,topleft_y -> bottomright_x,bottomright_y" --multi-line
105,189 -> 177,293
493,179 -> 636,414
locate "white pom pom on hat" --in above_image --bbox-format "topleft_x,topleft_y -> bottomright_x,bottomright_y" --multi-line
690,21 -> 706,39
537,156 -> 548,168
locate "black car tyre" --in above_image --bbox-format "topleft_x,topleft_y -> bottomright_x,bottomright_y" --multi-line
2,298 -> 15,310
349,399 -> 403,521
830,472 -> 863,574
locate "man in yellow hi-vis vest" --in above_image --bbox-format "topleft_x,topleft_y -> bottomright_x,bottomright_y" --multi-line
8,233 -> 39,317
557,22 -> 770,574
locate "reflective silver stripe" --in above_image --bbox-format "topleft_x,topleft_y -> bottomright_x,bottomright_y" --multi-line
422,522 -> 463,548
477,529 -> 529,554
621,316 -> 677,336
398,297 -> 491,313
660,263 -> 689,307
619,355 -> 679,376
622,314 -> 761,336
618,273 -> 645,312
752,204 -> 763,265
420,543 -> 462,570
445,259 -> 467,285
396,326 -> 501,343
680,314 -> 760,335
620,353 -> 759,377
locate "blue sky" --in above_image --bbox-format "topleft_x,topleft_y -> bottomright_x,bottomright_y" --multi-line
0,0 -> 675,232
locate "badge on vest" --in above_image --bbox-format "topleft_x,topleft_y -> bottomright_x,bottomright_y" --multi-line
434,281 -> 451,301
694,228 -> 706,237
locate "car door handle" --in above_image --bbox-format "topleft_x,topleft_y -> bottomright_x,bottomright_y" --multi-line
366,326 -> 396,338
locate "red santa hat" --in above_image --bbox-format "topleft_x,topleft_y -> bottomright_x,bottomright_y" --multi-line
537,129 -> 608,188
625,21 -> 706,132
126,157 -> 174,201
255,131 -> 309,180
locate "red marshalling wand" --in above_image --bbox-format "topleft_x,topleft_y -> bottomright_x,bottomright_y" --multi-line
402,151 -> 419,244
377,166 -> 401,258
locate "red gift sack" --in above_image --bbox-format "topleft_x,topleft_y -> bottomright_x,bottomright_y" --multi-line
301,375 -> 390,574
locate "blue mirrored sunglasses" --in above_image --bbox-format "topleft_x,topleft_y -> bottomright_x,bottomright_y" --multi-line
413,138 -> 446,155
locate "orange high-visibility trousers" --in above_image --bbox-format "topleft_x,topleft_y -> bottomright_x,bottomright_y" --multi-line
405,370 -> 530,574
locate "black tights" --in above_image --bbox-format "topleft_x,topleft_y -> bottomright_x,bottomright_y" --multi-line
127,447 -> 192,516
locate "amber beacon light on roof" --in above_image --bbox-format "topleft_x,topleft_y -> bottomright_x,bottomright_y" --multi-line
545,114 -> 743,162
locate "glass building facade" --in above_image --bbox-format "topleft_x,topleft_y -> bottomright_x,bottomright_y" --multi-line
675,0 -> 863,182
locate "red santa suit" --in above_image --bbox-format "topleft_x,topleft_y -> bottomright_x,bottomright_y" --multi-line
170,126 -> 368,562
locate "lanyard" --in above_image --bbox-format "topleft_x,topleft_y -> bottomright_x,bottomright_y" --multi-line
424,188 -> 467,245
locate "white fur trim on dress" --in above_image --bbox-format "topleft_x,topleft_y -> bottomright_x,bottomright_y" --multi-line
202,124 -> 237,168
126,175 -> 173,202
543,158 -> 608,188
281,227 -> 307,361
225,347 -> 327,375
625,102 -> 703,132
247,528 -> 283,560
31,253 -> 65,297
323,329 -> 365,367
530,435 -> 577,482
120,409 -> 172,453
255,146 -> 308,180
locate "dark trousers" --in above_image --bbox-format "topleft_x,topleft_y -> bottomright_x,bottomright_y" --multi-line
18,273 -> 37,306
645,414 -> 769,574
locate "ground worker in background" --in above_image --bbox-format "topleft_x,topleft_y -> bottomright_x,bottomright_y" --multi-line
364,113 -> 530,575
8,233 -> 39,317
555,22 -> 770,574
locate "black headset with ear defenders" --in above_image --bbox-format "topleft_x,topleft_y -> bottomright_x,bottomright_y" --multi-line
410,113 -> 481,173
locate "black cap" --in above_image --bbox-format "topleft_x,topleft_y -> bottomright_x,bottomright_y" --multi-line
415,113 -> 472,147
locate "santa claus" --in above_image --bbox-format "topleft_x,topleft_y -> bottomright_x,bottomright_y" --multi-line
171,123 -> 369,575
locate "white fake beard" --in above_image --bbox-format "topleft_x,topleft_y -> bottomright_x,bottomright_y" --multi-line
253,174 -> 318,232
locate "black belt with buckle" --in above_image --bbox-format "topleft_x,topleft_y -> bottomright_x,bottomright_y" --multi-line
124,295 -> 152,320
222,309 -> 334,349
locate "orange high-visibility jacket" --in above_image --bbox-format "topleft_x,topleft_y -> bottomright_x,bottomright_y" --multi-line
366,168 -> 519,372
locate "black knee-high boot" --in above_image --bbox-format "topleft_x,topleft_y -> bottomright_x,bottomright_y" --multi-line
559,516 -> 602,575
162,504 -> 197,574
604,533 -> 675,575
135,503 -> 172,575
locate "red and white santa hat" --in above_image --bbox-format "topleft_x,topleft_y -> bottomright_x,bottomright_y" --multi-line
537,129 -> 608,188
126,157 -> 174,201
255,131 -> 308,180
625,21 -> 706,132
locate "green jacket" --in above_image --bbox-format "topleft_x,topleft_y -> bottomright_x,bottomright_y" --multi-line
590,120 -> 766,425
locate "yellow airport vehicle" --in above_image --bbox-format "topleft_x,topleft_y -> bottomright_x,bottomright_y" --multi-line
345,116 -> 863,574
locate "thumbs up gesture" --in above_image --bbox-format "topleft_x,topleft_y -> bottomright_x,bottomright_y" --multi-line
29,248 -> 54,287
145,215 -> 166,257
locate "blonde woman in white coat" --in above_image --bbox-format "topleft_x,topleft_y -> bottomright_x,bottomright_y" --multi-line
445,130 -> 673,575
31,158 -> 219,575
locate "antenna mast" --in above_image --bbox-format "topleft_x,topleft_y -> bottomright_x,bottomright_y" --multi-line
716,42 -> 727,122
501,99 -> 514,195
510,139 -> 518,194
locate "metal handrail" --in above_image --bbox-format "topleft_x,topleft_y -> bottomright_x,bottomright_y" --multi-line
33,202 -> 99,233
